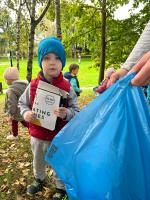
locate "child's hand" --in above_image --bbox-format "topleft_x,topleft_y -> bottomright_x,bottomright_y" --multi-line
24,111 -> 36,122
54,107 -> 67,119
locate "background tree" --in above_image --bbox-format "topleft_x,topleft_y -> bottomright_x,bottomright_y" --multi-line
6,0 -> 26,70
1,0 -> 149,83
0,6 -> 16,66
99,0 -> 106,82
55,0 -> 62,39
59,0 -> 149,82
15,0 -> 26,69
19,16 -> 30,59
25,0 -> 52,82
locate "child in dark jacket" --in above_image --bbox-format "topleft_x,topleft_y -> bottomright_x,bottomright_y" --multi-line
64,64 -> 82,96
3,67 -> 28,140
18,37 -> 79,199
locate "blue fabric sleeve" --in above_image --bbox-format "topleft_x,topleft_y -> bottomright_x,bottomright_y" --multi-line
147,85 -> 150,100
70,78 -> 81,93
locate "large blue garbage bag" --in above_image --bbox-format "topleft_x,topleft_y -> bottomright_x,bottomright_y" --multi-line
45,73 -> 150,200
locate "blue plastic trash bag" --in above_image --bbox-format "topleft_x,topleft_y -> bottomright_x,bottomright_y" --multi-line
45,73 -> 150,200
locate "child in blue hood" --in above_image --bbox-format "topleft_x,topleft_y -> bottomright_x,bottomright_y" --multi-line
64,64 -> 82,96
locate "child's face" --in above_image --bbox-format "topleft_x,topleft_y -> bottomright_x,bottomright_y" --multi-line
72,68 -> 79,76
5,79 -> 14,85
42,53 -> 62,79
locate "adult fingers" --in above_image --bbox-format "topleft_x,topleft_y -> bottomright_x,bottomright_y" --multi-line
131,51 -> 150,73
107,73 -> 119,88
107,69 -> 128,88
131,76 -> 150,86
131,59 -> 150,86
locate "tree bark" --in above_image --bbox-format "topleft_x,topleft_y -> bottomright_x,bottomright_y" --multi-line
10,50 -> 13,67
55,0 -> 62,40
99,0 -> 106,84
16,2 -> 22,70
26,22 -> 36,82
26,0 -> 36,82
25,0 -> 52,82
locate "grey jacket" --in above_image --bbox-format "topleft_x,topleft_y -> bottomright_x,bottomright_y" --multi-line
121,20 -> 150,70
5,80 -> 28,121
18,84 -> 80,122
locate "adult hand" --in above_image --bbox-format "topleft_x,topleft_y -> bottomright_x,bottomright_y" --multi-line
107,69 -> 128,87
107,51 -> 150,87
130,51 -> 150,86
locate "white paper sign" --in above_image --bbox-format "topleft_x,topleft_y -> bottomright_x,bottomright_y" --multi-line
32,80 -> 68,131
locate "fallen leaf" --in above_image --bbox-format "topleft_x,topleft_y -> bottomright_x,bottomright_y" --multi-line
2,158 -> 11,163
23,153 -> 28,158
0,171 -> 4,176
0,149 -> 5,154
16,195 -> 24,200
17,162 -> 24,169
22,169 -> 30,176
24,162 -> 30,167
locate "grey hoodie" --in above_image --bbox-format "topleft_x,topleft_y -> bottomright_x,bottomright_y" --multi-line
121,20 -> 150,70
5,80 -> 28,121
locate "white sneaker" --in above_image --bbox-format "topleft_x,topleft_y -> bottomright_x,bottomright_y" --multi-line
6,135 -> 18,140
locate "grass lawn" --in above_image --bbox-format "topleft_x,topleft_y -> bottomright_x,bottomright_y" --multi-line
0,57 -> 99,90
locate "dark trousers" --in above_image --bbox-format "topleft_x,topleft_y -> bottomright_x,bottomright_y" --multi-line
11,119 -> 29,136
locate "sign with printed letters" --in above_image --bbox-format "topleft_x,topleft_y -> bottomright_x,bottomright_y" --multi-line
32,80 -> 68,131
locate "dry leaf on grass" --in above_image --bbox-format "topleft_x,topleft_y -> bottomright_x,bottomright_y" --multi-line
0,170 -> 4,176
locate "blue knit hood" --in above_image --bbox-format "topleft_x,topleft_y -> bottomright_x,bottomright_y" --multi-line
38,37 -> 66,68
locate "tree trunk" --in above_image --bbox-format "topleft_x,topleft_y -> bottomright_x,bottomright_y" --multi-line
55,0 -> 62,40
25,0 -> 52,82
26,22 -> 35,82
16,3 -> 22,70
98,0 -> 106,84
10,50 -> 13,67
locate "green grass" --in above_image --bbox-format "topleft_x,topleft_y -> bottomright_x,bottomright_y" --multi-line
0,57 -> 99,89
